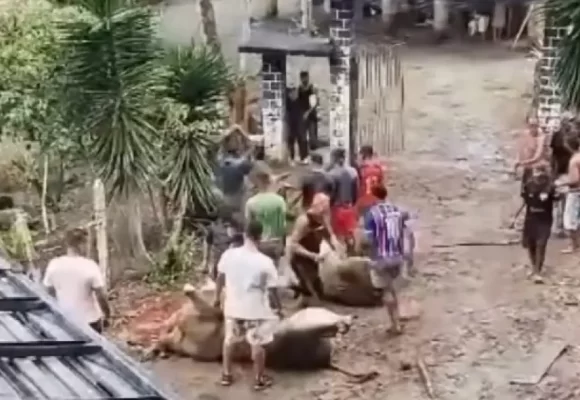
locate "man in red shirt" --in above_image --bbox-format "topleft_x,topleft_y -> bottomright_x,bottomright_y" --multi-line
356,145 -> 387,217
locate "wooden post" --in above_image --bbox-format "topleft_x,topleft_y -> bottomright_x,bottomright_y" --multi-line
93,179 -> 108,287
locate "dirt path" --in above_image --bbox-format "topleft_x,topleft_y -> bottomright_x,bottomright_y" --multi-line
150,44 -> 580,400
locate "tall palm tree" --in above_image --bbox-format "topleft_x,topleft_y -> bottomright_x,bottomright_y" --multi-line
58,0 -> 166,260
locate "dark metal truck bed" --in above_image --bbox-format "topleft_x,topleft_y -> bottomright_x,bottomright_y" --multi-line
0,260 -> 179,400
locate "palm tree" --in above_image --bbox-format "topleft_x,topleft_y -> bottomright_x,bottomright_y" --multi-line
57,0 -> 171,263
547,0 -> 580,110
161,46 -> 234,224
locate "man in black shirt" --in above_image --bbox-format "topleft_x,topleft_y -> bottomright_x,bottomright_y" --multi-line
298,71 -> 318,152
286,87 -> 308,164
300,152 -> 334,209
521,165 -> 556,284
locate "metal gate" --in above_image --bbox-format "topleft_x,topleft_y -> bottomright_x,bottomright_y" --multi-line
354,43 -> 405,156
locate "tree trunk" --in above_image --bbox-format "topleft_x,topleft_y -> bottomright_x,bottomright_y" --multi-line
433,0 -> 449,34
93,178 -> 109,287
199,0 -> 221,52
168,194 -> 188,247
128,195 -> 153,264
40,155 -> 50,235
147,184 -> 166,233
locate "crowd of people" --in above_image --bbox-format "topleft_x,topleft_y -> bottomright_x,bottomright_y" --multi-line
207,141 -> 415,390
39,67 -> 420,391
515,114 -> 580,283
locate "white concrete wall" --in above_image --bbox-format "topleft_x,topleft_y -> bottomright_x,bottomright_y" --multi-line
159,0 -> 301,62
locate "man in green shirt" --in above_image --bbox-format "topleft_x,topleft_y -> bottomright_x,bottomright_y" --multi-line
245,170 -> 287,265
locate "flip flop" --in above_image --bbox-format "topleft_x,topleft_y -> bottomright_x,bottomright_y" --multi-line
253,375 -> 273,391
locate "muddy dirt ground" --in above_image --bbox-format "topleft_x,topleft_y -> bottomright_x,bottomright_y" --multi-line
146,44 -> 580,399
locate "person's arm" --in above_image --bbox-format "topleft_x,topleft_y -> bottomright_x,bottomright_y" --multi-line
303,86 -> 317,119
519,135 -> 546,167
265,262 -> 282,316
351,174 -> 359,205
214,249 -> 231,306
245,197 -> 254,223
287,215 -> 318,261
363,208 -> 376,240
89,265 -> 111,321
42,262 -> 56,297
569,157 -> 580,186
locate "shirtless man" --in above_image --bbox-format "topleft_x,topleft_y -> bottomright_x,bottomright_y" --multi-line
557,136 -> 580,253
514,117 -> 548,184
550,118 -> 575,235
286,193 -> 338,306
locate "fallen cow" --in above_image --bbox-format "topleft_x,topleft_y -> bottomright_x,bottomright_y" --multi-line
143,284 -> 377,382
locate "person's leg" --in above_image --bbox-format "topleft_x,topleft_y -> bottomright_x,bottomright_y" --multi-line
307,119 -> 318,151
297,126 -> 309,161
221,318 -> 240,385
383,278 -> 401,334
562,193 -> 580,252
287,127 -> 297,162
370,268 -> 401,334
535,233 -> 549,277
290,259 -> 317,303
554,194 -> 565,236
247,321 -> 274,391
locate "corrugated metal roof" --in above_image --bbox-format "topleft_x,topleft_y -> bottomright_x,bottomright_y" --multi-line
0,261 -> 179,400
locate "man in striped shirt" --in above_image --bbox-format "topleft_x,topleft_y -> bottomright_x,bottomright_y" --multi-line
363,184 -> 410,335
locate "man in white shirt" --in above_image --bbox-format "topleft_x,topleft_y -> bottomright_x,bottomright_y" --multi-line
43,229 -> 110,333
213,219 -> 282,391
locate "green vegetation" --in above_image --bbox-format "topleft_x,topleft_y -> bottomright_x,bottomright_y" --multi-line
0,0 -> 236,280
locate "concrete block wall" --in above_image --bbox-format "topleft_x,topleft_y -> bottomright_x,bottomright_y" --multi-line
328,0 -> 354,159
261,53 -> 287,161
537,16 -> 566,131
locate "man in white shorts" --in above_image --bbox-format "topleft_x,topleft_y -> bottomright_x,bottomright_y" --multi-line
214,219 -> 282,391
559,136 -> 580,253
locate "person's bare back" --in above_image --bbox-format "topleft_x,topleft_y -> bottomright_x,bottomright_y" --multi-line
515,118 -> 548,171
568,151 -> 580,189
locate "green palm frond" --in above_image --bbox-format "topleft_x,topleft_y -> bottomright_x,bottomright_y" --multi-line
58,0 -> 162,196
545,0 -> 580,110
164,46 -> 234,117
161,102 -> 221,212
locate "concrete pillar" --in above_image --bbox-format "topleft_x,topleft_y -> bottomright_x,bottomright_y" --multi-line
329,0 -> 354,159
537,15 -> 566,131
261,53 -> 287,161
